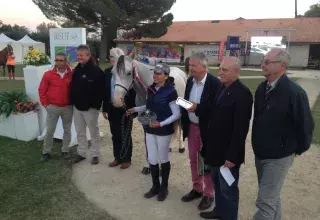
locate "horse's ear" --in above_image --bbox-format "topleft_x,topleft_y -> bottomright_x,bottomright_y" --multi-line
129,50 -> 136,59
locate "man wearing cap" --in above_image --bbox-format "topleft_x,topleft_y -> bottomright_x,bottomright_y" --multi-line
102,48 -> 136,169
127,62 -> 180,201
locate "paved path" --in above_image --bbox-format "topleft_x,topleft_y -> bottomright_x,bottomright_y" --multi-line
71,75 -> 320,220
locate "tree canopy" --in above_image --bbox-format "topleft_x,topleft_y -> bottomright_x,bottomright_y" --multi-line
304,3 -> 320,17
32,0 -> 176,59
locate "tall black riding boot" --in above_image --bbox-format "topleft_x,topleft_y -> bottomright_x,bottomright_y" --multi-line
144,164 -> 160,199
157,161 -> 171,201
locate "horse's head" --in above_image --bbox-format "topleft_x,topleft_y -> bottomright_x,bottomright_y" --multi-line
112,54 -> 135,108
5,44 -> 13,55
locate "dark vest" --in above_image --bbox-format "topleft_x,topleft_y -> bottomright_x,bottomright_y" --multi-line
145,83 -> 175,136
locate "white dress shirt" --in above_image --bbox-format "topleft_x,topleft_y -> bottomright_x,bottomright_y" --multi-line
188,73 -> 207,124
57,69 -> 67,79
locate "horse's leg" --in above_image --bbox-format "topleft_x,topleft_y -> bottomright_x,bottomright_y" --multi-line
178,120 -> 185,153
141,128 -> 151,175
2,64 -> 5,77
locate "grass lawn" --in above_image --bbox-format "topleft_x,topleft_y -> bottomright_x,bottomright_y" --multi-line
0,78 -> 113,220
312,94 -> 320,145
0,137 -> 114,220
0,80 -> 25,92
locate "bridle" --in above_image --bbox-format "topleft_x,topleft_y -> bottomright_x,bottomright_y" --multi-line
114,62 -> 156,97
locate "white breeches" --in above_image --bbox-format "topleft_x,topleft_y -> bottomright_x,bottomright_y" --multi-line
146,133 -> 172,165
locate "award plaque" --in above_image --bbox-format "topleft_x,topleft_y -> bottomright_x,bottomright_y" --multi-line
137,109 -> 157,125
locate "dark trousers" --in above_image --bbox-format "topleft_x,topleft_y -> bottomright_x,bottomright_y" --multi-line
108,106 -> 133,163
211,166 -> 240,220
7,65 -> 15,73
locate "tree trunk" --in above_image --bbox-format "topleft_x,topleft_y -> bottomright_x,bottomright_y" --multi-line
99,25 -> 108,61
99,25 -> 118,61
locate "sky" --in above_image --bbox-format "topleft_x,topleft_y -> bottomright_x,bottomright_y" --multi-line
0,0 -> 318,31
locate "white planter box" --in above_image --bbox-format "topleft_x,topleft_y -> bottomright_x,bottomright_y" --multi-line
13,111 -> 40,141
0,111 -> 40,141
0,115 -> 16,139
23,65 -> 52,133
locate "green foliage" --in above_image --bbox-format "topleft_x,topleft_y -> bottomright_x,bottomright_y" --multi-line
32,0 -> 176,39
0,91 -> 28,118
304,3 -> 320,17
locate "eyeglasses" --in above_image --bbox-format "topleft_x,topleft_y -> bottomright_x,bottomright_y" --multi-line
263,60 -> 282,65
55,59 -> 66,62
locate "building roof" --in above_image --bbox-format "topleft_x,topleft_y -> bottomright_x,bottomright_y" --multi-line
115,17 -> 320,43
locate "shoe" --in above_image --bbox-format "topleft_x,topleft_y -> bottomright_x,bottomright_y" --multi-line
157,188 -> 168,201
61,152 -> 69,160
141,166 -> 151,175
144,164 -> 160,199
157,162 -> 171,202
181,189 -> 203,202
109,160 -> 120,167
199,209 -> 223,219
198,196 -> 214,211
91,156 -> 99,165
72,154 -> 86,163
40,153 -> 51,162
120,162 -> 131,169
144,186 -> 160,199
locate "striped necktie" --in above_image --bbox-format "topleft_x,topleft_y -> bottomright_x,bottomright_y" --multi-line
265,84 -> 272,94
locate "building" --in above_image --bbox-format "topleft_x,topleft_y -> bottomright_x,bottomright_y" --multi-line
115,17 -> 320,68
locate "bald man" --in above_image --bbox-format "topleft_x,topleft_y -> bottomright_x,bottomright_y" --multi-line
199,57 -> 253,220
252,49 -> 314,220
102,48 -> 136,169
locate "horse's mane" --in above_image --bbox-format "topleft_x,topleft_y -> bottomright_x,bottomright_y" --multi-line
116,55 -> 125,75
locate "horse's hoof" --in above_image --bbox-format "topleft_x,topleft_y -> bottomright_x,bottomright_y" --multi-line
169,148 -> 172,152
141,167 -> 151,175
179,148 -> 185,153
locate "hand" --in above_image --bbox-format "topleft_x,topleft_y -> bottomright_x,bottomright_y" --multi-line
187,102 -> 197,112
224,160 -> 235,168
149,121 -> 160,128
126,108 -> 135,116
102,112 -> 108,120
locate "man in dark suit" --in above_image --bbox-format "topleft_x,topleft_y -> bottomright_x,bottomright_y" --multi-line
252,49 -> 314,220
181,52 -> 221,211
199,57 -> 253,220
102,48 -> 136,169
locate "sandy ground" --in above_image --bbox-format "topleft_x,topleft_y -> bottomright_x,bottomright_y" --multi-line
72,78 -> 320,220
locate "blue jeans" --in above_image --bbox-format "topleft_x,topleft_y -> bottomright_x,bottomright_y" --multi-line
211,166 -> 240,220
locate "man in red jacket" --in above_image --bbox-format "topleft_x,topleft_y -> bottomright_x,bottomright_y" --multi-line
38,53 -> 73,162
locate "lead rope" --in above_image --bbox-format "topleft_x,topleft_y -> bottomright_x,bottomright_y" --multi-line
119,112 -> 134,160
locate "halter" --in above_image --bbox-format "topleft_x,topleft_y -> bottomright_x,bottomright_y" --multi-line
114,62 -> 156,96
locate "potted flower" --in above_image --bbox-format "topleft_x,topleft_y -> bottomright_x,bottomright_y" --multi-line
24,48 -> 50,66
0,90 -> 40,141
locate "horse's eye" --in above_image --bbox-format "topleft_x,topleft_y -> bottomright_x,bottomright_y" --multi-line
127,72 -> 132,76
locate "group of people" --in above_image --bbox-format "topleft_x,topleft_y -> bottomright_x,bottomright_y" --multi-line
38,44 -> 315,220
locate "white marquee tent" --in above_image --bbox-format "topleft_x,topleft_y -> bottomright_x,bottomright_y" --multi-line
17,35 -> 46,61
0,34 -> 46,63
0,33 -> 23,63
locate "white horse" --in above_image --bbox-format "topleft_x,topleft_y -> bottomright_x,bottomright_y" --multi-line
111,53 -> 187,175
